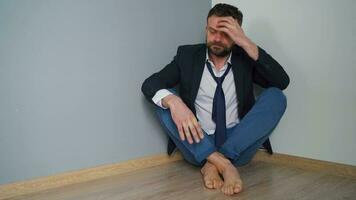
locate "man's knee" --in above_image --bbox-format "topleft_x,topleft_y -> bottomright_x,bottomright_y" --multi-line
263,87 -> 287,115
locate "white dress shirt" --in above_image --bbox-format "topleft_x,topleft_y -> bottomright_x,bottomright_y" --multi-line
152,51 -> 239,135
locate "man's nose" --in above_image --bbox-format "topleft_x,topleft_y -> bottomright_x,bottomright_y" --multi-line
214,32 -> 222,42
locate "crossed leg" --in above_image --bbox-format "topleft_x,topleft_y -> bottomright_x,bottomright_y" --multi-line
155,87 -> 287,196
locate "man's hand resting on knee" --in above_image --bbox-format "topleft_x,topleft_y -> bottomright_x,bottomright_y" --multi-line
162,94 -> 204,144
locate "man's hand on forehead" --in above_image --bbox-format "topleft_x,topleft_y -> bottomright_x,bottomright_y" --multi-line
216,17 -> 240,30
215,16 -> 259,61
214,16 -> 245,46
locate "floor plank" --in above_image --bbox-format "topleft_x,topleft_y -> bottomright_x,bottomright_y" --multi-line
5,160 -> 356,200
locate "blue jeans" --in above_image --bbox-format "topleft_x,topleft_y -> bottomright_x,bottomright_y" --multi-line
155,87 -> 287,167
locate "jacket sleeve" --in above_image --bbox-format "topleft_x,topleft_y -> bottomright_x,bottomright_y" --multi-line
141,47 -> 181,104
252,46 -> 290,90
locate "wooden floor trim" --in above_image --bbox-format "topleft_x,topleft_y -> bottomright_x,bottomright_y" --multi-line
253,151 -> 356,178
0,153 -> 183,200
1,150 -> 355,199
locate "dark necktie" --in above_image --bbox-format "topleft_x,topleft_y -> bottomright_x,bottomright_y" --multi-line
206,61 -> 231,148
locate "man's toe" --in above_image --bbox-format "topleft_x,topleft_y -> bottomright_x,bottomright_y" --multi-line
233,183 -> 242,193
212,180 -> 217,188
205,180 -> 213,189
217,180 -> 223,188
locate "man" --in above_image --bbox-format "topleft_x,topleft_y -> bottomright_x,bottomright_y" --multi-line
141,3 -> 289,196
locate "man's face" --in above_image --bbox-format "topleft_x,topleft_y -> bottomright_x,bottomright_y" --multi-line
206,15 -> 235,57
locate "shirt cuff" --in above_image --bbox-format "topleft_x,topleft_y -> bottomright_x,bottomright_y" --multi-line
152,89 -> 173,109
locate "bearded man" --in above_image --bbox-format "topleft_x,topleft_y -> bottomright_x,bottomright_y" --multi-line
141,3 -> 289,196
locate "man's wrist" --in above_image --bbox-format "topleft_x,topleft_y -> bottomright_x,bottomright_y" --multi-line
162,94 -> 181,109
240,38 -> 259,61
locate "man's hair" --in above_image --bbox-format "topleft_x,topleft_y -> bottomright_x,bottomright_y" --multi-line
207,3 -> 243,26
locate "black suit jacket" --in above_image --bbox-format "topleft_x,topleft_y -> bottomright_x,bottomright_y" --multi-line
141,43 -> 290,154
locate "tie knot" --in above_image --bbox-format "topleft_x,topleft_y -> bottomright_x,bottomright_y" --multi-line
216,77 -> 224,85
206,61 -> 231,85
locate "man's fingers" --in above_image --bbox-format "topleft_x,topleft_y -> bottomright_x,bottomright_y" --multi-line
182,122 -> 194,144
197,125 -> 204,139
217,22 -> 234,29
218,19 -> 234,26
217,27 -> 232,36
177,125 -> 185,141
192,118 -> 204,139
188,122 -> 200,143
218,17 -> 238,25
218,19 -> 243,33
217,22 -> 237,34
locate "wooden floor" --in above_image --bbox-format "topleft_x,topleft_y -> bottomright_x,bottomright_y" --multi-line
5,160 -> 356,200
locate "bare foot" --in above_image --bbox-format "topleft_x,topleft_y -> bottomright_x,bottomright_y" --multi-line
220,163 -> 243,196
206,152 -> 243,195
200,161 -> 224,189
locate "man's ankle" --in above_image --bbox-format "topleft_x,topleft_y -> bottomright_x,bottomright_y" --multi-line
207,152 -> 232,173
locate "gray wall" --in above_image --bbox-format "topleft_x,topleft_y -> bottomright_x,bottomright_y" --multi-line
0,0 -> 211,184
213,0 -> 356,165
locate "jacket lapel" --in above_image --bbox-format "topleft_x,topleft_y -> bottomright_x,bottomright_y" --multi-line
231,48 -> 245,116
190,46 -> 206,112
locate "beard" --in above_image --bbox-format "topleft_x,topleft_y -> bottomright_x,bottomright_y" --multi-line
207,41 -> 232,57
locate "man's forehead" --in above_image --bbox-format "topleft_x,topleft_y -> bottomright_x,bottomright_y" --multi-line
208,16 -> 221,23
207,17 -> 220,29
